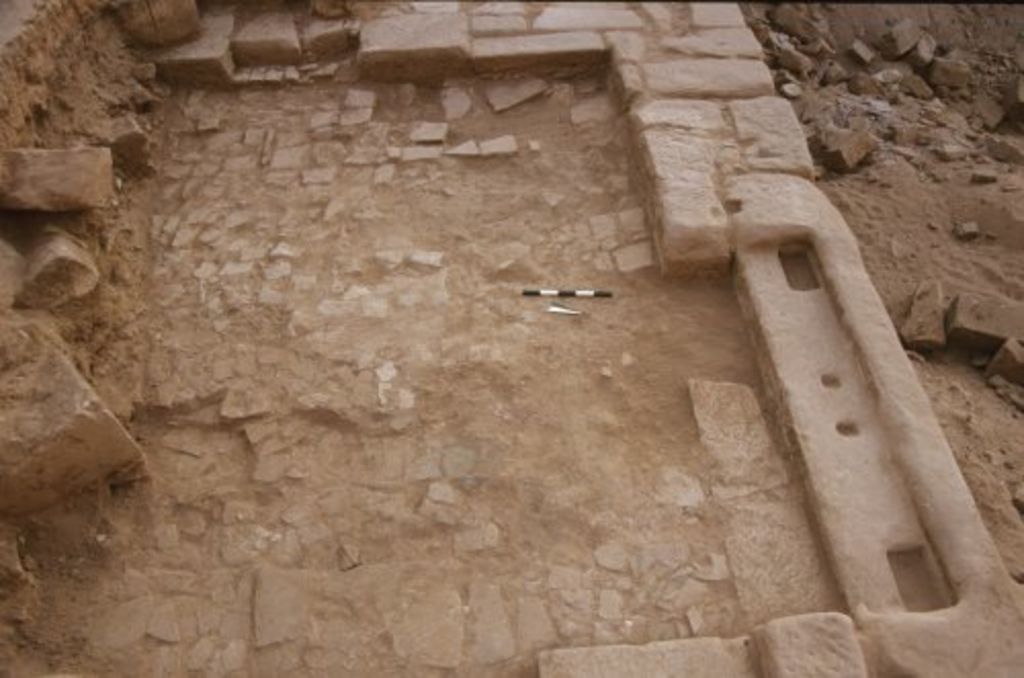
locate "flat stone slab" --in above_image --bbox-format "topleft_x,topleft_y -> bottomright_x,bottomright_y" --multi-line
154,11 -> 235,84
472,31 -> 606,73
630,99 -> 725,135
231,12 -> 301,66
729,97 -> 814,177
947,292 -> 1024,352
359,13 -> 470,81
0,318 -> 144,514
690,2 -> 746,28
0,148 -> 113,211
644,59 -> 774,98
662,28 -> 762,59
533,7 -> 643,31
539,637 -> 758,678
755,613 -> 869,678
485,77 -> 548,112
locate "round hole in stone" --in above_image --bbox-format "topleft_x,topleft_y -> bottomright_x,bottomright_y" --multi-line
821,373 -> 841,388
836,420 -> 859,437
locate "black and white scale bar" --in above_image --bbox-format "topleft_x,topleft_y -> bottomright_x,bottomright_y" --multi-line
522,289 -> 613,298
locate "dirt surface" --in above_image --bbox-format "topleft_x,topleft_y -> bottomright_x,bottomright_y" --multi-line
744,2 -> 1024,579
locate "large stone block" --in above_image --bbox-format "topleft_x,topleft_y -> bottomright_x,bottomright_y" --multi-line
303,18 -> 355,59
947,292 -> 1024,352
154,12 -> 235,85
729,97 -> 813,178
117,0 -> 199,47
690,2 -> 746,28
472,32 -> 606,73
231,13 -> 301,66
0,318 -> 144,515
0,148 -> 112,211
644,59 -> 774,98
532,7 -> 643,31
539,637 -> 758,678
755,613 -> 868,678
630,99 -> 725,136
359,13 -> 471,81
662,28 -> 762,58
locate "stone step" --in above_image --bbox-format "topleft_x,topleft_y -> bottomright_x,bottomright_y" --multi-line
154,11 -> 235,85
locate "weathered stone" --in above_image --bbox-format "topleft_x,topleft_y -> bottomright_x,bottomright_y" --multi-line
900,73 -> 934,99
821,126 -> 876,172
970,168 -> 998,184
0,318 -> 144,514
779,82 -> 803,99
929,57 -> 970,89
232,13 -> 301,66
878,19 -> 922,60
0,239 -> 23,309
820,60 -> 849,86
953,220 -> 981,240
986,339 -> 1024,386
935,143 -> 968,162
691,2 -> 746,29
0,148 -> 112,211
533,7 -> 642,31
644,59 -> 774,98
570,94 -> 614,125
689,379 -> 788,498
107,116 -> 151,172
117,0 -> 199,47
847,71 -> 882,96
848,39 -> 875,65
410,121 -> 448,144
613,241 -> 654,272
472,1 -> 525,15
594,542 -> 630,572
473,32 -> 606,73
441,87 -> 473,119
401,146 -> 443,162
16,230 -> 99,309
517,595 -> 558,653
1005,76 -> 1024,121
154,12 -> 234,84
907,32 -> 936,68
359,13 -> 470,81
598,590 -> 624,620
631,100 -> 725,135
485,77 -> 548,112
253,566 -> 307,647
539,637 -> 758,678
468,580 -> 515,664
303,19 -> 354,59
388,586 -> 464,668
654,468 -> 704,509
755,613 -> 868,678
479,135 -> 518,156
471,14 -> 527,35
976,96 -> 1006,131
778,46 -> 814,77
947,293 -> 1024,352
770,4 -> 820,41
455,521 -> 500,552
900,280 -> 947,351
445,140 -> 480,157
987,137 -> 1024,165
344,87 -> 377,109
729,97 -> 813,178
662,28 -> 761,59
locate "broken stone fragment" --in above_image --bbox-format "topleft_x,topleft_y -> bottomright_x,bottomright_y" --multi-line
107,116 -> 152,173
409,121 -> 449,144
970,168 -> 998,184
986,339 -> 1024,386
484,77 -> 548,112
900,73 -> 934,99
899,280 -> 947,351
986,137 -> 1024,165
907,31 -> 936,69
821,126 -> 876,172
847,71 -> 882,96
848,39 -> 875,65
877,18 -> 922,60
479,135 -> 518,157
929,57 -> 971,89
16,230 -> 99,309
947,292 -> 1024,352
778,46 -> 814,77
953,221 -> 980,240
0,148 -> 113,211
0,238 -> 24,309
1003,76 -> 1024,121
0,318 -> 144,514
441,86 -> 472,120
770,4 -> 821,42
445,140 -> 480,157
117,0 -> 200,47
303,19 -> 355,59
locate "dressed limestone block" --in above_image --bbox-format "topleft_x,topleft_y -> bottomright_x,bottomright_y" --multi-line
729,97 -> 814,178
359,13 -> 471,81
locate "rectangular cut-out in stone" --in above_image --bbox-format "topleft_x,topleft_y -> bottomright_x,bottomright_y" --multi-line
359,13 -> 471,81
662,28 -> 762,59
887,546 -> 953,612
644,59 -> 774,98
533,7 -> 643,32
689,379 -> 788,498
539,637 -> 758,678
154,12 -> 235,84
729,97 -> 814,178
472,32 -> 606,73
630,99 -> 725,136
755,613 -> 869,678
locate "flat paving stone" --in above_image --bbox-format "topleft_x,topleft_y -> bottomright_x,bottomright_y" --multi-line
662,28 -> 762,58
359,13 -> 470,81
473,31 -> 606,73
232,13 -> 301,66
644,59 -> 774,98
533,7 -> 643,31
485,77 -> 548,112
630,99 -> 725,135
